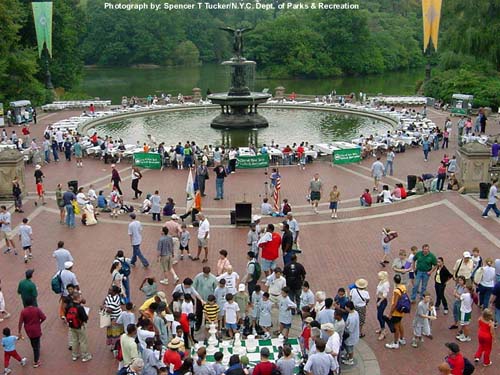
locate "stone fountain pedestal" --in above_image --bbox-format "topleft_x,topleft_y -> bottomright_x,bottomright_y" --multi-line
0,149 -> 25,200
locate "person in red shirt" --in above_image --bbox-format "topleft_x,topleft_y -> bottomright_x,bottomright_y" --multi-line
300,316 -> 313,352
360,188 -> 372,207
90,132 -> 98,146
444,342 -> 464,375
18,297 -> 46,368
162,337 -> 183,371
398,183 -> 407,199
253,348 -> 278,375
437,162 -> 447,192
258,224 -> 282,277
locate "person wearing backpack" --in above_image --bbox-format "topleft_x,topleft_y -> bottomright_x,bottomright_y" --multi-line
385,274 -> 408,349
115,250 -> 131,303
283,254 -> 306,312
66,292 -> 92,362
243,251 -> 260,296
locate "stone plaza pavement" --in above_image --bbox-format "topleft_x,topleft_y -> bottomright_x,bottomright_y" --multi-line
0,107 -> 499,374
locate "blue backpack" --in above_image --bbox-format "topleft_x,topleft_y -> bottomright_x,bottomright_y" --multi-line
395,288 -> 411,313
118,259 -> 131,277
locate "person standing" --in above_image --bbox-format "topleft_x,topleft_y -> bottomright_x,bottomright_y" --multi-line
0,206 -> 17,255
12,177 -> 23,213
55,184 -> 65,224
370,157 -> 385,191
150,190 -> 161,222
120,324 -> 139,368
479,110 -> 487,134
491,140 -> 499,166
53,241 -> 74,272
193,266 -> 217,330
65,292 -> 92,362
482,178 -> 500,218
131,167 -> 143,199
375,271 -> 390,341
18,297 -> 46,368
308,173 -> 323,214
213,164 -> 227,200
281,223 -> 293,266
384,148 -> 395,176
422,137 -> 430,162
283,254 -> 306,312
128,213 -> 149,268
62,186 -> 76,229
328,185 -> 341,219
157,227 -> 179,285
242,251 -> 259,296
18,218 -> 33,263
74,137 -> 83,167
196,161 -> 209,197
258,224 -> 282,277
473,308 -> 494,366
228,147 -> 238,173
17,270 -> 37,308
411,244 -> 438,302
384,274 -> 406,349
434,257 -> 453,314
194,213 -> 210,263
111,164 -> 123,195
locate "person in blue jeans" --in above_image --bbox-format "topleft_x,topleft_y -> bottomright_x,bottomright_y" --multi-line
411,244 -> 438,302
127,213 -> 149,267
422,138 -> 430,162
482,179 -> 500,218
62,187 -> 76,228
213,165 -> 227,200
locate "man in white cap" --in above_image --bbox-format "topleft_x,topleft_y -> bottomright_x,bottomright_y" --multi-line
452,251 -> 474,282
61,261 -> 79,298
322,322 -> 340,373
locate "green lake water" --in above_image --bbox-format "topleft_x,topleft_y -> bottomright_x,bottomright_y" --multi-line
81,64 -> 423,104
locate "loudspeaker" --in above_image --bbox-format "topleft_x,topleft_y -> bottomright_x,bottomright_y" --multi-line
235,203 -> 252,226
479,183 -> 491,200
68,180 -> 78,193
407,175 -> 417,190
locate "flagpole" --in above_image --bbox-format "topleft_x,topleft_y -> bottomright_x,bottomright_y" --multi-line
44,46 -> 53,89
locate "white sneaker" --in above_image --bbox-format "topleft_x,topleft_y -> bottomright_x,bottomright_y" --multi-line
458,335 -> 471,342
4,368 -> 12,374
159,279 -> 169,285
21,358 -> 27,366
82,355 -> 92,362
385,342 -> 399,349
399,338 -> 407,345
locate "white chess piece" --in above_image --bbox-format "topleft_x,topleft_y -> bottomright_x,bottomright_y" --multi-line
277,333 -> 284,347
234,332 -> 242,349
246,334 -> 257,352
221,341 -> 231,365
207,322 -> 218,355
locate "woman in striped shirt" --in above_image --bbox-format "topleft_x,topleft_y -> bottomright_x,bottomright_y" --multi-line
102,285 -> 123,348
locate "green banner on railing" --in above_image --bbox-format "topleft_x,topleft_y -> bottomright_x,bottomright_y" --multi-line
133,152 -> 162,169
237,154 -> 270,169
333,147 -> 361,164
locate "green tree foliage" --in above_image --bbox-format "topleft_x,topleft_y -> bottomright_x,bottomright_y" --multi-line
171,41 -> 200,66
0,0 -> 47,105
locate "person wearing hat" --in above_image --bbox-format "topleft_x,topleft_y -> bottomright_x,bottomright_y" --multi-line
110,164 -> 122,195
162,337 -> 183,372
247,223 -> 259,257
322,322 -> 341,370
349,278 -> 370,338
444,342 -> 465,375
17,269 -> 38,307
452,251 -> 474,281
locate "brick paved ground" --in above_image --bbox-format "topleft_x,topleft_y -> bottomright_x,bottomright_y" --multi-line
0,107 -> 499,374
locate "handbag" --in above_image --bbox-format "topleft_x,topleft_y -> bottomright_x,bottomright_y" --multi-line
383,232 -> 398,243
99,310 -> 111,328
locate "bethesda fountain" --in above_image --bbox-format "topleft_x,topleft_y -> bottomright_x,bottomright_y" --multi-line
208,27 -> 271,129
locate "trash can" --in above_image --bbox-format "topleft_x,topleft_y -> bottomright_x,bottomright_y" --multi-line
479,182 -> 491,199
230,210 -> 236,225
407,175 -> 417,190
68,180 -> 78,193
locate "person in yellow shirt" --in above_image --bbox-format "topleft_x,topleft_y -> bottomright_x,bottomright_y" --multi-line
385,274 -> 407,349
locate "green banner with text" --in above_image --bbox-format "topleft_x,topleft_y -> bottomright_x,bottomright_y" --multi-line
133,152 -> 162,169
333,148 -> 361,164
237,154 -> 270,169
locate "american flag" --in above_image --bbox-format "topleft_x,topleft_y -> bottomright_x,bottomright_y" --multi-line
273,177 -> 281,212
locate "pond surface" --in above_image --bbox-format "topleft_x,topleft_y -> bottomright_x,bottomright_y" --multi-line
81,64 -> 423,104
93,107 -> 392,147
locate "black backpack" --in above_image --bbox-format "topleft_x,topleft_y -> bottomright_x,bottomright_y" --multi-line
463,357 -> 475,375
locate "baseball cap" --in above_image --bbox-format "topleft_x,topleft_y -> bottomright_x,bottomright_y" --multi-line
171,214 -> 180,220
64,261 -> 74,269
238,284 -> 246,292
321,323 -> 335,331
304,317 -> 314,323
25,269 -> 35,278
463,251 -> 471,258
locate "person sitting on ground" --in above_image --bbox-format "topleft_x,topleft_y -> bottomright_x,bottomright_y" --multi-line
141,194 -> 152,214
447,174 -> 460,191
97,190 -> 108,210
391,185 -> 402,201
397,183 -> 407,199
360,188 -> 372,207
377,185 -> 392,204
414,177 -> 425,195
261,198 -> 273,216
162,198 -> 176,217
281,199 -> 292,216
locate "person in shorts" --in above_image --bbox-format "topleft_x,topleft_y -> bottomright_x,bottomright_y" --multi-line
179,223 -> 192,260
0,206 -> 16,255
456,284 -> 473,342
407,246 -> 418,286
223,293 -> 239,338
411,292 -> 436,348
308,173 -> 323,214
278,287 -> 297,339
18,218 -> 33,263
35,181 -> 45,206
194,213 -> 209,263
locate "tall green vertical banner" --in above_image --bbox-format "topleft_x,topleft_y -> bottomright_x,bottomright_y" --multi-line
32,1 -> 53,57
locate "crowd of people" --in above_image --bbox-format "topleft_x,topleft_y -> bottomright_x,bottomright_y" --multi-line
2,106 -> 500,375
